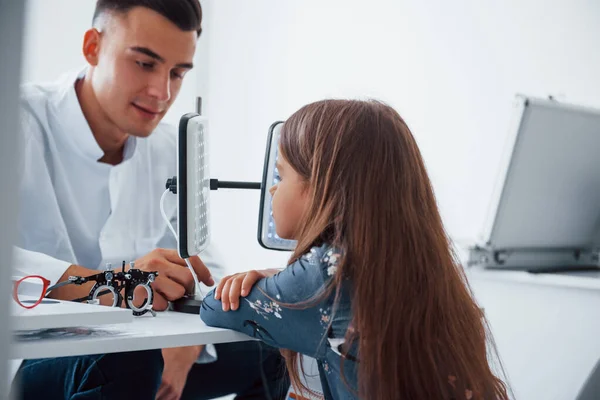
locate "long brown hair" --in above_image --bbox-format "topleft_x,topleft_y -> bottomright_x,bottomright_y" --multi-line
278,99 -> 509,399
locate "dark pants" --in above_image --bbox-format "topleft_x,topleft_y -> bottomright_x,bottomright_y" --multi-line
12,341 -> 289,400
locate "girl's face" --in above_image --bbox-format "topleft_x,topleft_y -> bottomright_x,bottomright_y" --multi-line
268,151 -> 309,240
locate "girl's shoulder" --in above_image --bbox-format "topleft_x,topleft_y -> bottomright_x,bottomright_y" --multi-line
300,243 -> 344,280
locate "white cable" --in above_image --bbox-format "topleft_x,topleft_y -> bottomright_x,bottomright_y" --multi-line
160,189 -> 178,240
185,258 -> 204,297
160,189 -> 203,297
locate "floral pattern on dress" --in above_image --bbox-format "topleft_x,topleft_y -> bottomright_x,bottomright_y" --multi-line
322,248 -> 341,276
301,247 -> 320,264
322,360 -> 332,375
245,298 -> 283,320
318,307 -> 331,328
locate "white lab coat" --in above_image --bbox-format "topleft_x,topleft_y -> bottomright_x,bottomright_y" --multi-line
10,69 -> 221,379
14,68 -> 223,282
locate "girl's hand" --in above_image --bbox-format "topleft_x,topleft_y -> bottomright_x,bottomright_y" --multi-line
214,269 -> 280,311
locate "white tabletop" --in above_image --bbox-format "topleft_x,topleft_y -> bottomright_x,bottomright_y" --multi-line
466,267 -> 600,291
11,296 -> 133,331
11,309 -> 252,360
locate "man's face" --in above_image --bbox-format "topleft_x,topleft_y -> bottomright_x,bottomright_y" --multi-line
90,7 -> 197,137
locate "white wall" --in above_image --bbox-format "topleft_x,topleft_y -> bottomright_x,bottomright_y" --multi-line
201,0 -> 600,272
21,0 -> 200,126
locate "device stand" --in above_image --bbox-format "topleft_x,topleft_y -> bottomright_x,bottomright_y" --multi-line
170,295 -> 203,314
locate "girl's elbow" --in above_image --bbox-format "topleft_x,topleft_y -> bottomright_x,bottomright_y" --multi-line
199,307 -> 212,326
199,297 -> 222,327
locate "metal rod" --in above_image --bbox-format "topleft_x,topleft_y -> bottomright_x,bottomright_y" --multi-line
210,179 -> 261,190
196,96 -> 202,115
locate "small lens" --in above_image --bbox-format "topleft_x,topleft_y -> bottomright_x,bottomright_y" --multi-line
128,284 -> 152,311
91,285 -> 119,307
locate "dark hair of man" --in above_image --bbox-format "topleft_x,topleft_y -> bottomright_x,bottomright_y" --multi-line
92,0 -> 202,36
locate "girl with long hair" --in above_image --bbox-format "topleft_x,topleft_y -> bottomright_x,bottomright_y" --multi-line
201,99 -> 509,399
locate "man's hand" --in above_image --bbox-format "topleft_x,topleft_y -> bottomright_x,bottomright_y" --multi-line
215,269 -> 280,311
47,264 -> 118,306
156,345 -> 204,400
48,249 -> 213,310
135,249 -> 214,311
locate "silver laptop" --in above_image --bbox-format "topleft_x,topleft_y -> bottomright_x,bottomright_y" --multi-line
468,96 -> 600,271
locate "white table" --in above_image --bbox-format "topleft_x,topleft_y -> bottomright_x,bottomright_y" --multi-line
11,310 -> 251,360
465,268 -> 600,400
11,304 -> 251,360
11,296 -> 133,331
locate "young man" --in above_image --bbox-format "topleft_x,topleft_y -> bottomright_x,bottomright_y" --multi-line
12,1 -> 288,399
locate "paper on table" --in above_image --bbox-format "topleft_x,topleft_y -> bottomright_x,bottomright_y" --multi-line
14,325 -> 132,342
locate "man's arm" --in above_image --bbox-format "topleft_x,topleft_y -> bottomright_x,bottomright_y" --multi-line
14,246 -> 214,310
13,247 -> 127,306
13,247 -> 123,306
12,247 -> 95,299
46,264 -> 118,305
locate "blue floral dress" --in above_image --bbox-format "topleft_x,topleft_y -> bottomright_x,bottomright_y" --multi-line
200,243 -> 358,399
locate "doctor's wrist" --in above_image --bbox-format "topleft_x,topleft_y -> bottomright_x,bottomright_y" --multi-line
47,264 -> 100,302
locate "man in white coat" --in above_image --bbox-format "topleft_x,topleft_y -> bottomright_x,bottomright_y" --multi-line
11,1 -> 287,399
